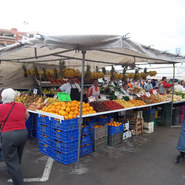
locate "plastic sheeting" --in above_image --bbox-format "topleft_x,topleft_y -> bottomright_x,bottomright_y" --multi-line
0,35 -> 185,88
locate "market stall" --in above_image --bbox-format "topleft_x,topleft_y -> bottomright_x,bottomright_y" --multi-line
1,35 -> 185,167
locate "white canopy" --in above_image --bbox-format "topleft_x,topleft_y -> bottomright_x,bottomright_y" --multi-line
0,35 -> 184,88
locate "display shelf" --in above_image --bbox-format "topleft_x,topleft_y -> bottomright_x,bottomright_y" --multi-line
27,110 -> 38,114
173,100 -> 185,104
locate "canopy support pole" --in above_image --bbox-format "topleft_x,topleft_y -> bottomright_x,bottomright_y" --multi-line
170,63 -> 175,127
77,50 -> 86,169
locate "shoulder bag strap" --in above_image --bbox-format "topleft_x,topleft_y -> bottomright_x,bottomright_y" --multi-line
1,103 -> 15,133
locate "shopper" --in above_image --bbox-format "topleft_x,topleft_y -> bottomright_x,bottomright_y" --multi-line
86,79 -> 100,100
56,76 -> 81,101
158,77 -> 173,94
181,80 -> 185,88
144,80 -> 153,91
174,81 -> 185,91
0,88 -> 30,185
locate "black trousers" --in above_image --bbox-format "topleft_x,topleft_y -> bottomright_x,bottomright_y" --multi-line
2,129 -> 28,185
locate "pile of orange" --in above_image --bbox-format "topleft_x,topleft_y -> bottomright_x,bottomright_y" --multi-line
42,100 -> 96,120
107,121 -> 122,127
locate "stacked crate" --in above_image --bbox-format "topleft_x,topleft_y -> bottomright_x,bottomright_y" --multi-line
143,108 -> 156,123
172,106 -> 181,125
157,104 -> 171,126
37,115 -> 51,156
92,116 -> 110,150
127,110 -> 143,136
80,118 -> 94,156
26,114 -> 37,139
143,122 -> 154,134
50,117 -> 79,165
108,119 -> 123,145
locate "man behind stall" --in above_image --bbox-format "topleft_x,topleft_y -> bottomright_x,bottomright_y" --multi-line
158,77 -> 173,95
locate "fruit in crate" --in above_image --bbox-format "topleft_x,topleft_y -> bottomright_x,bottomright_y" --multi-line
89,101 -> 109,112
41,101 -> 96,119
101,100 -> 124,110
128,99 -> 146,106
107,121 -> 122,126
113,100 -> 135,108
28,97 -> 48,111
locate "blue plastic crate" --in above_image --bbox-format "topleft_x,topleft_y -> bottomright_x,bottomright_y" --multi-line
108,123 -> 124,135
97,116 -> 111,124
25,114 -> 33,124
38,122 -> 51,135
38,142 -> 51,156
143,108 -> 156,114
52,148 -> 77,165
81,124 -> 93,136
80,143 -> 93,156
51,118 -> 78,130
26,122 -> 32,131
51,127 -> 78,141
37,114 -> 50,125
84,118 -> 97,125
38,132 -> 51,145
81,134 -> 92,146
51,137 -> 78,152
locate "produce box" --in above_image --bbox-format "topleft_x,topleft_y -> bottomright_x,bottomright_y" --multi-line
81,134 -> 92,146
52,148 -> 77,165
128,110 -> 143,119
108,123 -> 124,135
129,118 -> 143,125
143,126 -> 154,134
51,118 -> 78,131
123,131 -> 129,140
38,132 -> 51,145
93,136 -> 107,151
143,122 -> 154,128
51,127 -> 78,141
93,124 -> 108,139
80,143 -> 93,156
38,122 -> 51,135
37,114 -> 50,125
38,142 -> 51,156
51,137 -> 78,152
97,115 -> 111,124
108,132 -> 123,146
135,128 -> 142,136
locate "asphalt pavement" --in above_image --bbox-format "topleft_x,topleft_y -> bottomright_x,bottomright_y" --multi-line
0,126 -> 184,185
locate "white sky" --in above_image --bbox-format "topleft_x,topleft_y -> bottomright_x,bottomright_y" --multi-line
1,0 -> 185,55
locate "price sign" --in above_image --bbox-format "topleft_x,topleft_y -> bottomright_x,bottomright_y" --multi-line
88,96 -> 96,102
57,92 -> 71,102
16,91 -> 20,96
130,96 -> 133,100
140,92 -> 145,96
44,98 -> 49,104
100,95 -> 107,100
153,90 -> 157,95
54,94 -> 58,99
136,93 -> 141,97
104,75 -> 110,81
145,92 -> 151,97
33,89 -> 38,94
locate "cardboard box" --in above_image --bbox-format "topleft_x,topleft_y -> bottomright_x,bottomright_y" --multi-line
124,122 -> 129,131
128,110 -> 143,119
143,126 -> 154,134
123,131 -> 129,140
143,122 -> 154,128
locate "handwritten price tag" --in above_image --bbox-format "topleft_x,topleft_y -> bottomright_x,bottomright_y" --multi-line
33,89 -> 38,94
44,98 -> 49,104
153,90 -> 157,95
130,96 -> 133,100
57,92 -> 71,102
88,96 -> 96,102
16,91 -> 20,96
145,92 -> 151,97
140,92 -> 145,96
54,94 -> 58,99
100,95 -> 107,100
136,93 -> 141,97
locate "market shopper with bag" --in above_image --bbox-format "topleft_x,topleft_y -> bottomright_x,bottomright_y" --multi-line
158,77 -> 173,95
0,88 -> 30,185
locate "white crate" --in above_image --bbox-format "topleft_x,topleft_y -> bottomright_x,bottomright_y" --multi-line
143,127 -> 154,134
124,122 -> 129,131
143,122 -> 154,128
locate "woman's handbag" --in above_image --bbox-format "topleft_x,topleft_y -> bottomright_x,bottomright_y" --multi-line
0,103 -> 15,162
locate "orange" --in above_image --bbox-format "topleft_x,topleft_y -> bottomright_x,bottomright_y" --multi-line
66,102 -> 71,108
61,105 -> 66,110
92,110 -> 96,113
55,109 -> 60,114
66,107 -> 70,112
74,110 -> 78,115
82,108 -> 86,112
73,115 -> 77,119
61,111 -> 66,116
69,111 -> 74,115
68,115 -> 73,120
86,111 -> 90,115
71,107 -> 75,111
89,106 -> 93,111
86,103 -> 90,107
59,110 -> 62,115
86,107 -> 89,111
65,115 -> 69,120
